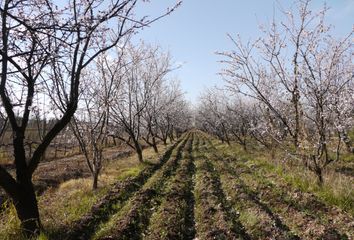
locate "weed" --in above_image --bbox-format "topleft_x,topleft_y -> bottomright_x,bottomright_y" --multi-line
0,201 -> 24,240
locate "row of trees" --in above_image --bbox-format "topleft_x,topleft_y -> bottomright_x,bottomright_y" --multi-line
69,42 -> 191,190
197,0 -> 353,186
0,0 -> 184,237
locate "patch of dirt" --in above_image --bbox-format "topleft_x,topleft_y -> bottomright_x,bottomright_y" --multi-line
212,155 -> 283,240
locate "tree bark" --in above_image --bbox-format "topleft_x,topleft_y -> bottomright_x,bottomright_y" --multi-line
137,147 -> 143,162
134,140 -> 143,162
13,180 -> 41,238
315,168 -> 324,187
341,131 -> 353,153
92,170 -> 99,190
152,136 -> 158,153
225,133 -> 231,145
168,131 -> 174,143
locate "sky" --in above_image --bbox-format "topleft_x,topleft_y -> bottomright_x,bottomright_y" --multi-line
133,0 -> 354,104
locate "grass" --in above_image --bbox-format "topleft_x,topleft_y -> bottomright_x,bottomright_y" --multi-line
238,209 -> 259,229
0,149 -> 11,165
193,139 -> 240,239
115,164 -> 145,180
92,138 -> 188,239
0,144 -> 165,239
215,140 -> 354,216
144,138 -> 194,239
1,133 -> 352,239
0,201 -> 24,240
40,179 -> 107,233
280,169 -> 354,214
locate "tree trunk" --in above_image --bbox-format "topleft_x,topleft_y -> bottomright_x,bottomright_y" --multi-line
222,125 -> 230,145
225,135 -> 230,145
54,145 -> 58,159
13,181 -> 41,238
9,133 -> 42,237
315,168 -> 324,187
152,136 -> 158,153
152,144 -> 158,153
293,92 -> 300,150
137,147 -> 143,162
169,131 -> 174,143
242,142 -> 247,152
270,148 -> 275,159
92,170 -> 99,190
341,131 -> 353,153
134,140 -> 143,162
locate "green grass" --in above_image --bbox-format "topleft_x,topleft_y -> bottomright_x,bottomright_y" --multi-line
264,161 -> 354,215
93,139 -> 188,239
238,209 -> 259,229
116,164 -> 145,181
340,152 -> 354,163
217,141 -> 354,216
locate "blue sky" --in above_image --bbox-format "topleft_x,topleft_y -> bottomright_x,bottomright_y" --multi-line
133,0 -> 354,103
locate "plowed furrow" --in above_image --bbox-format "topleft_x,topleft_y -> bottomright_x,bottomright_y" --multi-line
95,134 -> 191,240
193,137 -> 249,240
143,134 -> 195,239
64,140 -> 182,240
212,142 -> 352,240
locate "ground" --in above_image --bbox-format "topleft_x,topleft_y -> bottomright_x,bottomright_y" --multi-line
0,131 -> 353,240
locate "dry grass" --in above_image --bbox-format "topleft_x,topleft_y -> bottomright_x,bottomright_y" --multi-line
0,149 -> 11,165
